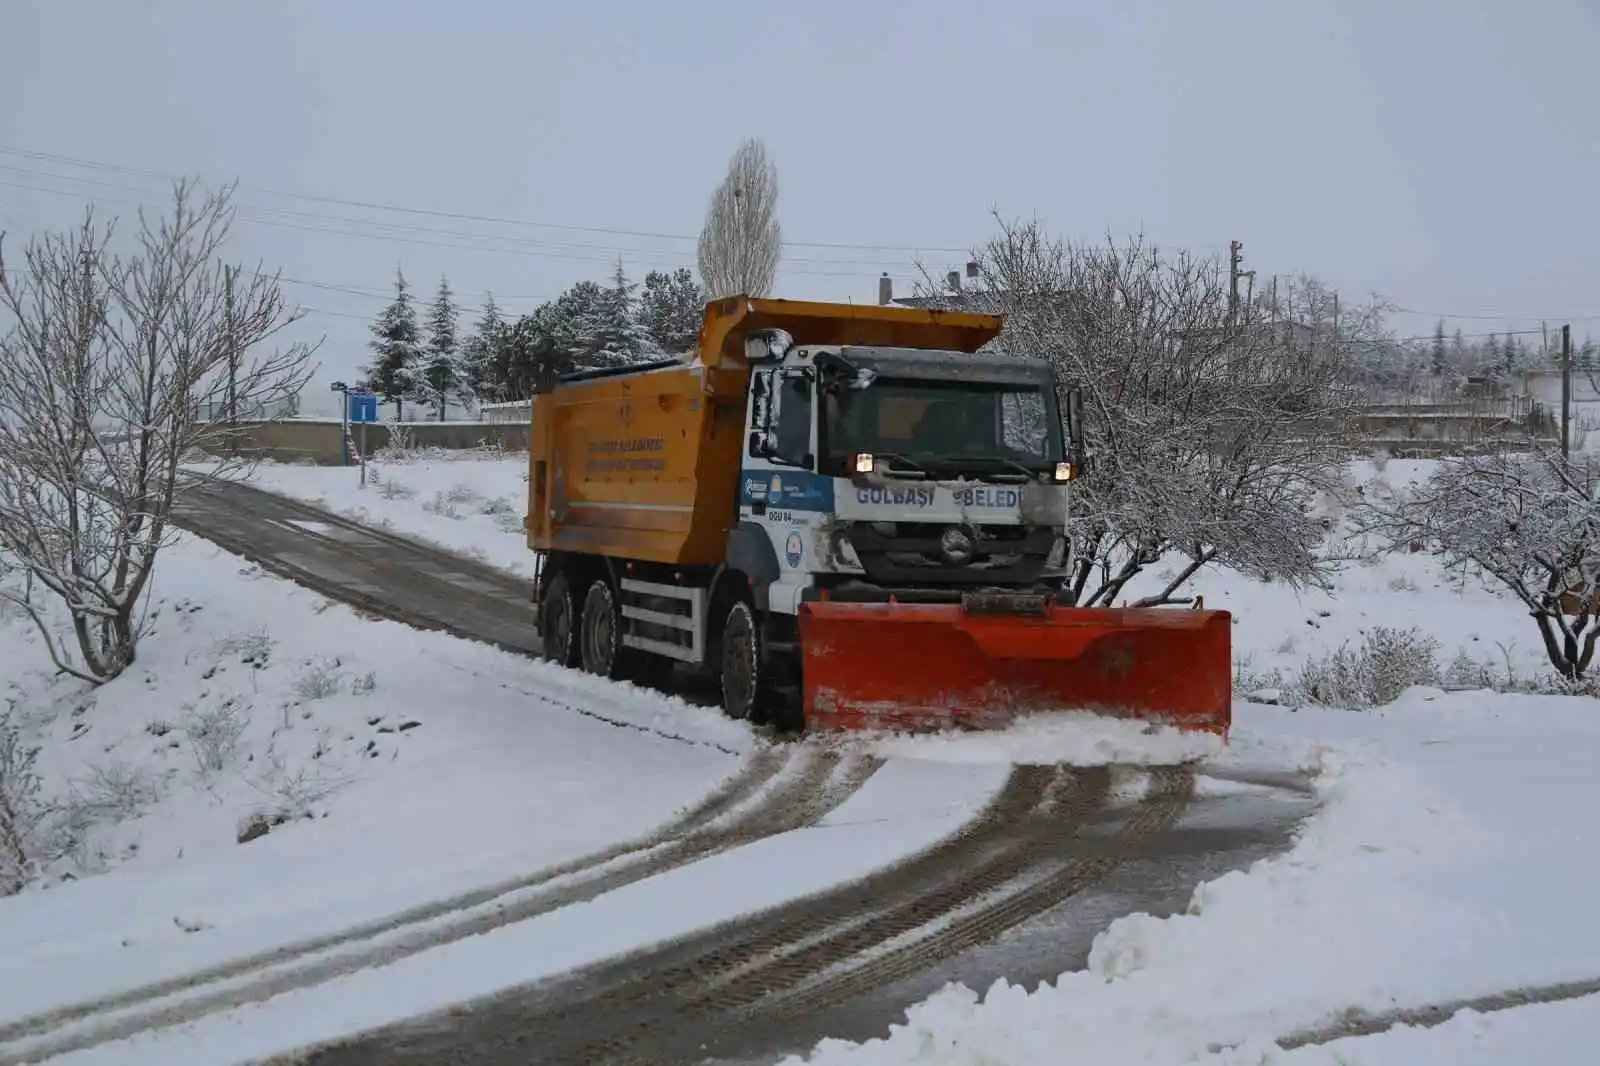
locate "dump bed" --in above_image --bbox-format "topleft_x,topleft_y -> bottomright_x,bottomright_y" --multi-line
525,360 -> 749,566
525,296 -> 1006,568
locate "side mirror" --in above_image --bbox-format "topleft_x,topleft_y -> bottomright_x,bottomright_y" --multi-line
1066,386 -> 1085,458
744,328 -> 793,364
814,350 -> 877,395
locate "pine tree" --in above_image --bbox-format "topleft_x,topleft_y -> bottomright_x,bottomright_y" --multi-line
365,268 -> 422,421
639,267 -> 705,355
588,261 -> 653,366
1431,320 -> 1446,376
499,310 -> 565,398
461,292 -> 504,402
406,276 -> 462,420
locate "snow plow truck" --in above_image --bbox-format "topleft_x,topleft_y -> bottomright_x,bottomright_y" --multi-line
524,295 -> 1232,736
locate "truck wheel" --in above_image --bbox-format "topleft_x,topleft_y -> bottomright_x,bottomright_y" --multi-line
540,572 -> 579,667
579,579 -> 628,679
720,600 -> 766,723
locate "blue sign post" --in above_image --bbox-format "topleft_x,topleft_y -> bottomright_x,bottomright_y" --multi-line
348,392 -> 378,488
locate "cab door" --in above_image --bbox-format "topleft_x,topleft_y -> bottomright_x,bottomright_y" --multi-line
739,365 -> 824,612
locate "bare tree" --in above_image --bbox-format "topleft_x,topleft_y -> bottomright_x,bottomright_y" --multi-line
696,138 -> 781,300
922,217 -> 1367,608
0,180 -> 317,683
1353,450 -> 1600,681
0,713 -> 42,895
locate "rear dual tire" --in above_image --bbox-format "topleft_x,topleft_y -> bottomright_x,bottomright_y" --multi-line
540,572 -> 580,667
580,579 -> 628,680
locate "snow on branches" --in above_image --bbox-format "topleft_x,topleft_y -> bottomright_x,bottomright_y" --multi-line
1355,450 -> 1600,681
0,181 -> 316,682
927,218 -> 1367,607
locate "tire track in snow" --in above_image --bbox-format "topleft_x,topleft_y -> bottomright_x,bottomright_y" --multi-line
288,765 -> 1196,1066
598,766 -> 1195,1066
0,746 -> 883,1065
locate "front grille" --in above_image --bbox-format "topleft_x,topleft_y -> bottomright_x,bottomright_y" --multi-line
845,521 -> 1056,585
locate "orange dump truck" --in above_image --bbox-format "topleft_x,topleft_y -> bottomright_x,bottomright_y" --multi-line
525,296 -> 1232,735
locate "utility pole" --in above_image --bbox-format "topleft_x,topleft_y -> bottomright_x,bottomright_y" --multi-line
1562,323 -> 1572,459
1227,240 -> 1243,333
224,265 -> 238,453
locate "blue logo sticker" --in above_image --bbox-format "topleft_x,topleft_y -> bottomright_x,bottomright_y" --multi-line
784,531 -> 804,568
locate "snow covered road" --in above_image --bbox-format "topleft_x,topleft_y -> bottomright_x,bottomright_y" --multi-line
65,473 -> 1310,1065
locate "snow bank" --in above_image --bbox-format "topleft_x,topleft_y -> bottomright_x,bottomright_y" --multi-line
0,529 -> 747,1024
784,690 -> 1600,1064
1242,992 -> 1600,1065
855,712 -> 1223,767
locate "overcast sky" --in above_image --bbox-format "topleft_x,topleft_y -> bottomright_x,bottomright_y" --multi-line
2,0 -> 1597,411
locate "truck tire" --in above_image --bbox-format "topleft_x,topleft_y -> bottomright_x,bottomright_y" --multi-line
720,599 -> 765,722
540,572 -> 579,667
579,579 -> 629,679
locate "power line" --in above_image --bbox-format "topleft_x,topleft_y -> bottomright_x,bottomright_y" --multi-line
0,160 -> 928,271
0,171 -> 927,286
0,142 -> 977,256
1385,300 -> 1600,324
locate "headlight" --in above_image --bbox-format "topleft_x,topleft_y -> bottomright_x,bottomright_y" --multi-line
852,452 -> 875,475
1052,461 -> 1075,482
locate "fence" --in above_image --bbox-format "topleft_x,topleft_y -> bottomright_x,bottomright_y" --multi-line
478,401 -> 532,425
191,397 -> 299,422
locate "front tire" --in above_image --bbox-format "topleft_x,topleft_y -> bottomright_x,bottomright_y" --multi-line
720,600 -> 765,723
579,579 -> 628,679
540,572 -> 579,667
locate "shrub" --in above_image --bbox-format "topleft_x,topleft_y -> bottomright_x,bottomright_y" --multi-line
1292,626 -> 1441,709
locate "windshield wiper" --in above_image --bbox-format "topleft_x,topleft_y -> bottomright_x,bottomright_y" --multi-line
911,453 -> 1038,481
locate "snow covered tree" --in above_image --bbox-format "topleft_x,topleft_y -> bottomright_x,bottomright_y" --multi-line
696,138 -> 781,300
406,275 -> 462,421
930,218 -> 1367,608
0,181 -> 315,682
591,261 -> 656,364
546,273 -> 644,371
1355,450 -> 1600,682
365,268 -> 422,420
461,292 -> 503,402
1431,320 -> 1447,376
496,311 -> 563,399
639,267 -> 705,355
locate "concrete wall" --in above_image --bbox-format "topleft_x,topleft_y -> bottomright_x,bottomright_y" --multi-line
204,419 -> 530,465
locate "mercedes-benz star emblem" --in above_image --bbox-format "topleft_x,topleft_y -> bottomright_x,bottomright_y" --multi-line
940,525 -> 976,564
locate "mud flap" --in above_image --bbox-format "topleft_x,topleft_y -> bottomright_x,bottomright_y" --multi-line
797,598 -> 1232,736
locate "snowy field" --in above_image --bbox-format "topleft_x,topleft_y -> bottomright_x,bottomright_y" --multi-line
0,450 -> 1594,1062
242,446 -> 536,577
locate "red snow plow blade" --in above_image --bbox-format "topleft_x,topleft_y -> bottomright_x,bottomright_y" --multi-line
798,595 -> 1232,737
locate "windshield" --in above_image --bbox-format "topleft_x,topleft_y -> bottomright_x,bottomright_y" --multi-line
823,378 -> 1061,474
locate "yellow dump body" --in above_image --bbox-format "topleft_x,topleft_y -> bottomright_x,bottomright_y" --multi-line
524,296 -> 1006,567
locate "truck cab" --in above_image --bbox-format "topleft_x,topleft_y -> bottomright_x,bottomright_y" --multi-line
738,328 -> 1084,618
